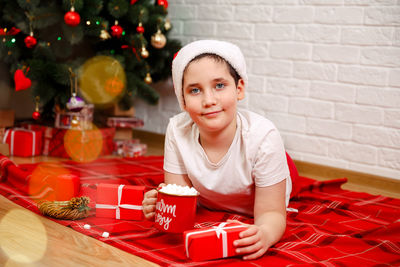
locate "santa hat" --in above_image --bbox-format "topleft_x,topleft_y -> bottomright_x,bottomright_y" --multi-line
172,40 -> 248,111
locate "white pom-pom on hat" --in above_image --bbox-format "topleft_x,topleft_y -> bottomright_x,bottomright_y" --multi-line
172,40 -> 248,111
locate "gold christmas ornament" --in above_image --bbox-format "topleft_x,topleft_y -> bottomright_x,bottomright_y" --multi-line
71,115 -> 80,127
100,29 -> 111,40
151,29 -> 166,49
164,18 -> 171,31
144,73 -> 152,84
140,46 -> 149,58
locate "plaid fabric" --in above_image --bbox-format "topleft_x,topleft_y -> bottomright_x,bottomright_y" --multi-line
0,155 -> 399,266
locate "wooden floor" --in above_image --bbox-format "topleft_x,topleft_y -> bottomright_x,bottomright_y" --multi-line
1,129 -> 399,266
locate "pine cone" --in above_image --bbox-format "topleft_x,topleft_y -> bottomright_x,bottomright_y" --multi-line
68,197 -> 90,211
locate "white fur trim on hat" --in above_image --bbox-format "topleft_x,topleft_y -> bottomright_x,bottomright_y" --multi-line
172,40 -> 248,111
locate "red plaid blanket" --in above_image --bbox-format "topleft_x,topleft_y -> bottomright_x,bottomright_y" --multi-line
0,155 -> 399,266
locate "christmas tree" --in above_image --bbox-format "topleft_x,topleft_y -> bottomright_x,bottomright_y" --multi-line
0,0 -> 180,121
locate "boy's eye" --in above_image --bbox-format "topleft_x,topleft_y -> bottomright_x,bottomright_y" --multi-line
216,83 -> 225,89
190,88 -> 200,94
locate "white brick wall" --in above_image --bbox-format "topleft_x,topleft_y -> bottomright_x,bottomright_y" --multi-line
135,0 -> 400,180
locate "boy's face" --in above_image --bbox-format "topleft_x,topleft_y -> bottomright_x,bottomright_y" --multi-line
182,57 -> 245,134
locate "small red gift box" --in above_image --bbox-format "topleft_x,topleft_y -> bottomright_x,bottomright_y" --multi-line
113,139 -> 139,155
3,128 -> 43,157
123,143 -> 147,158
106,116 -> 144,129
30,170 -> 80,201
41,126 -> 115,159
184,222 -> 248,261
96,183 -> 145,220
55,104 -> 94,130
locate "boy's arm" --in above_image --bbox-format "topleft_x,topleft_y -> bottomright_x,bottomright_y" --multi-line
164,171 -> 193,186
234,179 -> 287,260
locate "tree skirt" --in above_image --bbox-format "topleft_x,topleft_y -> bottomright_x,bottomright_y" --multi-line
0,155 -> 399,266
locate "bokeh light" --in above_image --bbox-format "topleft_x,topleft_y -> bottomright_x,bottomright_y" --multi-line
30,162 -> 77,202
105,76 -> 124,96
64,124 -> 103,162
79,55 -> 126,107
0,209 -> 47,263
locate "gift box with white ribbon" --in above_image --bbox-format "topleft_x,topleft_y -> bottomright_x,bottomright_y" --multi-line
3,128 -> 43,157
184,222 -> 248,261
95,183 -> 145,221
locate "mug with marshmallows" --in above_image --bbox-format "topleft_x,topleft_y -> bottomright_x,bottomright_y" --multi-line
155,184 -> 199,233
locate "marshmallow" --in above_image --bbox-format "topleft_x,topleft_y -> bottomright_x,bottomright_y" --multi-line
102,232 -> 109,238
172,39 -> 248,111
159,184 -> 198,196
83,224 -> 91,230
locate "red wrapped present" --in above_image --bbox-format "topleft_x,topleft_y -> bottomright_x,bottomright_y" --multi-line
96,184 -> 145,220
184,222 -> 248,261
22,124 -> 46,132
113,139 -> 139,155
123,143 -> 147,158
41,126 -> 115,160
3,128 -> 43,157
30,166 -> 81,201
55,104 -> 94,130
106,116 -> 144,128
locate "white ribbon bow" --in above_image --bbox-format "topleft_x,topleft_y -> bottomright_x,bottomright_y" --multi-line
96,184 -> 143,219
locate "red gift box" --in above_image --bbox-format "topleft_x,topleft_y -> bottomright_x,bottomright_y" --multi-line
106,116 -> 144,128
3,128 -> 43,157
40,126 -> 115,159
184,222 -> 248,261
123,143 -> 147,158
55,104 -> 94,130
30,169 -> 81,201
113,139 -> 140,155
96,184 -> 145,220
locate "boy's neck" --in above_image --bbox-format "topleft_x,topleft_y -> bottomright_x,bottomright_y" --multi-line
198,117 -> 237,164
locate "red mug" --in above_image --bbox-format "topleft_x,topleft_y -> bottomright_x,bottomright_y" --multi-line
155,190 -> 198,233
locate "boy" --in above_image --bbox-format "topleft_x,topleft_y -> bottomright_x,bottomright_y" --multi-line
143,40 -> 292,260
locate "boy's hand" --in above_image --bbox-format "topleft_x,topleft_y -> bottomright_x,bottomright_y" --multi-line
229,220 -> 270,260
142,183 -> 165,220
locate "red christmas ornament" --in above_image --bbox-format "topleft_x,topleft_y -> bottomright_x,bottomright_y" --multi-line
24,35 -> 37,48
136,24 -> 144,34
32,111 -> 40,120
130,0 -> 138,4
64,9 -> 81,27
157,0 -> 168,9
111,25 -> 123,38
14,69 -> 32,91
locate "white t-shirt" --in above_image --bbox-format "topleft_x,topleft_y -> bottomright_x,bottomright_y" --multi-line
163,109 -> 291,216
